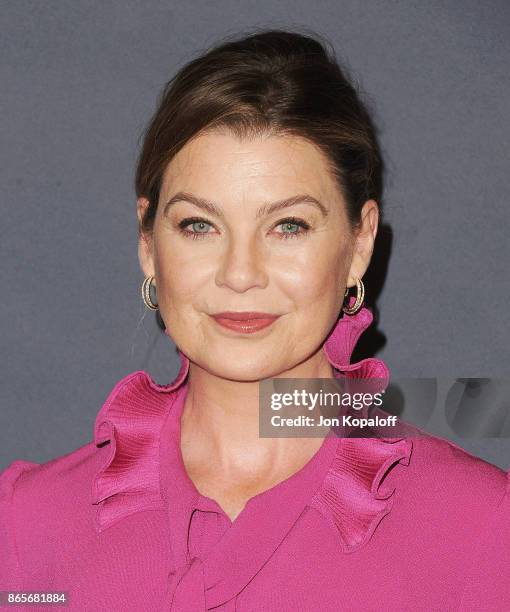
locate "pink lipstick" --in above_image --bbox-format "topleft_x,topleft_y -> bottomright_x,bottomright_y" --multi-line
210,311 -> 281,334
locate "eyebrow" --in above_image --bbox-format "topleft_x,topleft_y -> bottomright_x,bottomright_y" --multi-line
162,191 -> 329,219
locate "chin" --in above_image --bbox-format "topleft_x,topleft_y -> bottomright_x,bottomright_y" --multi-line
202,357 -> 276,383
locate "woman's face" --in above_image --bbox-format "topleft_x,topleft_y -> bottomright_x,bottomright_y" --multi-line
137,130 -> 378,381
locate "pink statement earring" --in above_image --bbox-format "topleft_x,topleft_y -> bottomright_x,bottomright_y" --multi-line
141,275 -> 159,310
342,277 -> 365,315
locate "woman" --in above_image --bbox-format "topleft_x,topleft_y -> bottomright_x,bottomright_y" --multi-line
1,29 -> 509,611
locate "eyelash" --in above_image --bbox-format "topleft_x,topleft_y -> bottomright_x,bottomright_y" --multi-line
176,216 -> 311,241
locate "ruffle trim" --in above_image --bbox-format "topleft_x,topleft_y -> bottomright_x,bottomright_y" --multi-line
308,436 -> 413,553
323,299 -> 390,388
91,355 -> 189,532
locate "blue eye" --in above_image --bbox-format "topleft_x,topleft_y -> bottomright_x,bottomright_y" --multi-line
274,217 -> 311,239
190,221 -> 210,233
177,217 -> 214,240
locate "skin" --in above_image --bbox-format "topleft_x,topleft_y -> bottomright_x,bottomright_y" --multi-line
137,129 -> 379,521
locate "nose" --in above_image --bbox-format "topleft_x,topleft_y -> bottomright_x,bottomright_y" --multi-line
215,233 -> 268,293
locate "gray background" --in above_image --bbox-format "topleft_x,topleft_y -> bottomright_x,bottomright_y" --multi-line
1,1 -> 509,470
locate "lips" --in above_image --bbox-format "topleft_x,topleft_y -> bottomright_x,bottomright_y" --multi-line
210,312 -> 281,334
212,311 -> 279,320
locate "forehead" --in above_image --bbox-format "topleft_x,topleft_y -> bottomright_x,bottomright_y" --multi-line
160,130 -> 339,198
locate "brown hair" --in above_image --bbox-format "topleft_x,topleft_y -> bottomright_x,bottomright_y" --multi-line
135,27 -> 384,239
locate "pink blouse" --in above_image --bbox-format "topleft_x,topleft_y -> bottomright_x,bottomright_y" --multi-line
1,305 -> 509,611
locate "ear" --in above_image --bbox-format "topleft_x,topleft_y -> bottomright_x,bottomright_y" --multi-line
137,197 -> 155,279
346,200 -> 379,288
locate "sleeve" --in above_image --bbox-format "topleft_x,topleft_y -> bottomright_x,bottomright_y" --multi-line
0,460 -> 39,591
458,467 -> 510,610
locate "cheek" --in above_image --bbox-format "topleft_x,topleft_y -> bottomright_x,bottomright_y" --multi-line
153,244 -> 208,304
274,247 -> 344,304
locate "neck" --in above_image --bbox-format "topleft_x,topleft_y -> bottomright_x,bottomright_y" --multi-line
179,349 -> 335,487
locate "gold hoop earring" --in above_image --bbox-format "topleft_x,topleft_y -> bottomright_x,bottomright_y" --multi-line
141,275 -> 158,310
342,277 -> 365,315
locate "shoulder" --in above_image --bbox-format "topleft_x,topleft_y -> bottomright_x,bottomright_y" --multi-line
421,437 -> 510,609
0,458 -> 40,499
402,433 -> 508,509
0,369 -> 167,513
376,432 -> 508,556
1,367 -> 185,529
0,441 -> 101,586
381,434 -> 509,609
0,440 -> 100,522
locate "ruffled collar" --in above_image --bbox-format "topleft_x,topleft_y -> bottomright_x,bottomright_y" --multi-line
92,302 -> 413,569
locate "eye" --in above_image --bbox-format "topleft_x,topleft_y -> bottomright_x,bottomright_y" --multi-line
272,217 -> 311,239
176,215 -> 311,241
177,217 -> 215,240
